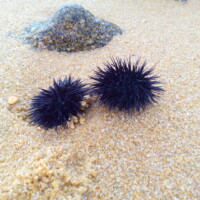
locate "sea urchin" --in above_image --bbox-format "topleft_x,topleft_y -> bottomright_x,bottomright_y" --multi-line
29,76 -> 87,129
91,57 -> 163,113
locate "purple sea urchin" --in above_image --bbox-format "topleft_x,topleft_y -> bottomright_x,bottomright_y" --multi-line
29,76 -> 88,129
91,57 -> 164,113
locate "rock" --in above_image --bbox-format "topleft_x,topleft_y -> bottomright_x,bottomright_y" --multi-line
79,117 -> 86,125
8,96 -> 19,105
72,116 -> 78,124
23,4 -> 122,52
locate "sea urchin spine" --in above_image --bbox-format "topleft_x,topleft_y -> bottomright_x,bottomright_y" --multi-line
29,76 -> 88,129
91,57 -> 164,113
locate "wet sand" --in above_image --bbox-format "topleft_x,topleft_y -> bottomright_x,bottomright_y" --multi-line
0,0 -> 199,199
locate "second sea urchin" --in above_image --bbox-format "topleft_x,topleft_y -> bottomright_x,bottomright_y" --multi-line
91,57 -> 164,113
29,76 -> 88,129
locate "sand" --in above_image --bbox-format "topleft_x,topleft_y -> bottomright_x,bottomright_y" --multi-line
0,0 -> 199,199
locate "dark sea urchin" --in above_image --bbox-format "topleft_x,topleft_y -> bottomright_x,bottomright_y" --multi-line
91,57 -> 164,113
29,76 -> 87,129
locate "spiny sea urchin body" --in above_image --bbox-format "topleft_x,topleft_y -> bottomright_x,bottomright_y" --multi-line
29,76 -> 87,129
91,57 -> 164,113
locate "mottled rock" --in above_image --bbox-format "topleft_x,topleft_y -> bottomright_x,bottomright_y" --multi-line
23,4 -> 122,52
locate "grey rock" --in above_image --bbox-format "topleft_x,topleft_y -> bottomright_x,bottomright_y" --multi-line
23,4 -> 122,52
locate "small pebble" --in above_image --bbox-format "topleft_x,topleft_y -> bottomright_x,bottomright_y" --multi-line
70,124 -> 75,130
72,116 -> 79,124
8,96 -> 19,105
84,95 -> 90,100
81,101 -> 87,107
84,95 -> 91,103
79,117 -> 86,125
68,121 -> 75,129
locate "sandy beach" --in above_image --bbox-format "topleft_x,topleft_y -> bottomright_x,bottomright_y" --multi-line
0,0 -> 199,199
